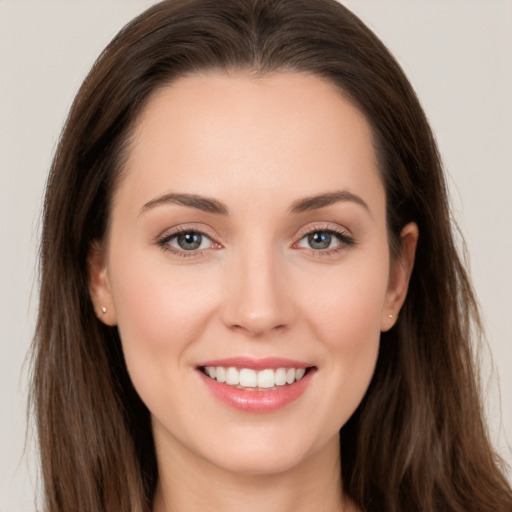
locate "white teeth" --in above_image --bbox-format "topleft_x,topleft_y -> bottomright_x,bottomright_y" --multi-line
216,366 -> 226,383
239,368 -> 257,387
257,369 -> 275,389
203,366 -> 309,389
275,367 -> 287,386
225,367 -> 239,385
286,368 -> 296,384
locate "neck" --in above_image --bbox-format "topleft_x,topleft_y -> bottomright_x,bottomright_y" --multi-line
152,435 -> 354,512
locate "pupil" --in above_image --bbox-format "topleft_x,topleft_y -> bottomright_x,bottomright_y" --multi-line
308,231 -> 331,249
177,232 -> 201,250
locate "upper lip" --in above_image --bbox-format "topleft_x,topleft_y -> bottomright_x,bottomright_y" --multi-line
196,356 -> 313,370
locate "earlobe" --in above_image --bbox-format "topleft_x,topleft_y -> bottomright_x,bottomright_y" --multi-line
87,241 -> 117,326
381,222 -> 419,332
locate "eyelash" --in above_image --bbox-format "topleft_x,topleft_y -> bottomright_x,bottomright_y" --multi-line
293,226 -> 355,256
157,225 -> 355,258
157,226 -> 219,258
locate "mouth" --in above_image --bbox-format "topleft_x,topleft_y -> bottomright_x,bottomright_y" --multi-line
196,358 -> 316,412
199,365 -> 314,391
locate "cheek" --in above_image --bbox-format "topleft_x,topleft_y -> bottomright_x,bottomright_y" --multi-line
107,253 -> 226,436
107,250 -> 219,374
296,255 -> 389,416
302,253 -> 389,343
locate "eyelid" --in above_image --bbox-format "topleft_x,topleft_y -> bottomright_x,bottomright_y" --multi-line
155,222 -> 355,258
156,224 -> 222,257
292,223 -> 355,253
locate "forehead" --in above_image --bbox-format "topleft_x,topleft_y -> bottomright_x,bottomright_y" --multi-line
116,71 -> 384,217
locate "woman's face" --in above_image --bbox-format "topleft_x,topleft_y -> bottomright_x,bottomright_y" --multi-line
90,72 -> 416,476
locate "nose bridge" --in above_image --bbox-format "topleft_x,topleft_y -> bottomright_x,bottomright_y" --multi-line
222,237 -> 292,336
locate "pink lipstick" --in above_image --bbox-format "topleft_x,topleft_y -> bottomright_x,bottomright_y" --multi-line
196,357 -> 315,413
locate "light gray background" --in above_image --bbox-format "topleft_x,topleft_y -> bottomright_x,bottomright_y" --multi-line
1,1 -> 511,510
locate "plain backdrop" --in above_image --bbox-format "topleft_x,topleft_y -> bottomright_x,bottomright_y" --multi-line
1,1 -> 511,510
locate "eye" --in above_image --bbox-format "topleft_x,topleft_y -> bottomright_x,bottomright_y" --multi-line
171,231 -> 210,251
158,229 -> 219,255
295,228 -> 354,252
303,231 -> 336,250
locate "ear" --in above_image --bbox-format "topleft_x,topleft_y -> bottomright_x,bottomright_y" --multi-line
87,241 -> 117,326
381,222 -> 418,332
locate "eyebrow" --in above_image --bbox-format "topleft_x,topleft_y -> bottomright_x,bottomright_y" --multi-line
141,193 -> 229,215
141,189 -> 370,217
289,190 -> 370,215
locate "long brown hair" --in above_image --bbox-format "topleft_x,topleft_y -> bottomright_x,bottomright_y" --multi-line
32,1 -> 512,511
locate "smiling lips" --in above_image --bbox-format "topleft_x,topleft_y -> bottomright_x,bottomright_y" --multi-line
203,366 -> 307,389
198,357 -> 315,412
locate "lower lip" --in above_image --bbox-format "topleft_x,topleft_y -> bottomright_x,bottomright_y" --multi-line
199,369 -> 314,413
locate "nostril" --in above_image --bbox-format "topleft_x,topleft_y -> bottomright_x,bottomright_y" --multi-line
229,321 -> 289,338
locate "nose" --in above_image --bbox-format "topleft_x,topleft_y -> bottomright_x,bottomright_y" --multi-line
220,246 -> 294,338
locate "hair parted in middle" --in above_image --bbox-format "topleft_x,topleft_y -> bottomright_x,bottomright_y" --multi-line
33,1 -> 512,512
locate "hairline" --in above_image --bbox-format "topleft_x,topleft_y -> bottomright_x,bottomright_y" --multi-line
105,65 -> 396,253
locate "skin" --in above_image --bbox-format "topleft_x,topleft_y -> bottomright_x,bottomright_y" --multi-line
89,71 -> 418,512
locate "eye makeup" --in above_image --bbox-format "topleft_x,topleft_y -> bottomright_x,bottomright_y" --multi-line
155,221 -> 356,260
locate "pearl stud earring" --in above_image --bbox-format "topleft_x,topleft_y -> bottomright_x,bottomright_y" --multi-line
101,306 -> 107,314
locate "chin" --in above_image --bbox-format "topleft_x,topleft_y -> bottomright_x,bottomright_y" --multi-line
208,448 -> 310,476
198,427 -> 336,477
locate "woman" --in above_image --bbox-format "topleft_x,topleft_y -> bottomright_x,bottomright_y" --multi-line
32,1 -> 512,511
